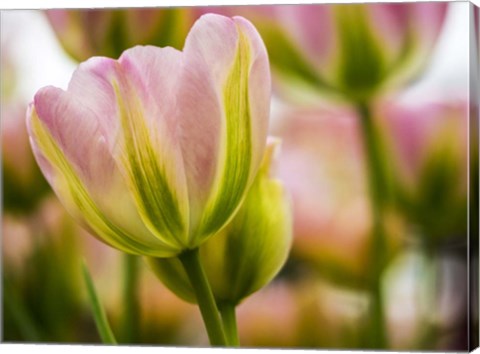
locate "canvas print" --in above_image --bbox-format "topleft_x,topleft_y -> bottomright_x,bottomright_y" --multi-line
1,1 -> 479,351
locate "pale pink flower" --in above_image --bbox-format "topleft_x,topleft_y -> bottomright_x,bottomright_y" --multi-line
27,14 -> 271,257
198,3 -> 448,101
272,106 -> 402,286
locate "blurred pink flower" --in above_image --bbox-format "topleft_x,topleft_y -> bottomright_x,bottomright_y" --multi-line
27,14 -> 271,258
2,105 -> 51,214
46,8 -> 198,61
382,101 -> 467,188
272,106 -> 403,287
2,105 -> 37,186
1,28 -> 51,214
381,100 -> 468,241
200,3 -> 448,102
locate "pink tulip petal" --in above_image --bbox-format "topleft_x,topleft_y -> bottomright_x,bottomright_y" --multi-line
27,97 -> 180,257
27,47 -> 193,255
177,14 -> 270,239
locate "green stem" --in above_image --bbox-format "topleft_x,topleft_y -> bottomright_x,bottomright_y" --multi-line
356,101 -> 389,349
219,302 -> 240,347
121,254 -> 140,344
82,261 -> 117,345
179,248 -> 227,346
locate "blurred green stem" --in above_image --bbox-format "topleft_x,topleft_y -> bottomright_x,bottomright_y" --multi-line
417,249 -> 440,349
357,101 -> 389,349
219,302 -> 240,347
179,248 -> 227,346
121,254 -> 140,343
3,276 -> 42,341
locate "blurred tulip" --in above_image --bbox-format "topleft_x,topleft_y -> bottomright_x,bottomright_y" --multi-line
205,3 -> 447,103
3,196 -> 86,342
27,14 -> 270,258
149,139 -> 292,305
1,26 -> 51,214
2,104 -> 51,214
1,40 -> 16,101
46,8 -> 196,61
382,100 -> 468,244
272,107 -> 402,288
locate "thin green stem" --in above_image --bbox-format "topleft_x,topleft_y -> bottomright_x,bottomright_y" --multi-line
219,302 -> 240,347
121,254 -> 140,344
82,261 -> 117,345
179,248 -> 227,346
356,101 -> 389,349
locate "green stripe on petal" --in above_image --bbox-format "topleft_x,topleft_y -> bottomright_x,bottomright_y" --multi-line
30,109 -> 179,257
198,25 -> 253,239
112,81 -> 188,248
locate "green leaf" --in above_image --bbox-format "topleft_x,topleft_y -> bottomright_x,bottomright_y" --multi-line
81,261 -> 117,345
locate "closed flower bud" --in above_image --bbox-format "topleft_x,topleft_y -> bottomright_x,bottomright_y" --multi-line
148,139 -> 292,305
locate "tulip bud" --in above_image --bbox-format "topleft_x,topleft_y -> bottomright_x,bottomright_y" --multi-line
27,14 -> 271,258
148,139 -> 292,305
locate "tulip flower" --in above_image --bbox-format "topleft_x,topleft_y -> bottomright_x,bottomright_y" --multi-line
2,105 -> 51,214
2,35 -> 51,214
382,100 -> 468,243
149,139 -> 292,304
27,14 -> 271,258
46,8 -> 196,61
205,3 -> 447,103
272,107 -> 402,288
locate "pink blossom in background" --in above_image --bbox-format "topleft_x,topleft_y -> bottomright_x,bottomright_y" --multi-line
200,3 -> 448,102
381,100 -> 468,191
380,100 -> 468,242
46,8 -> 197,61
272,106 -> 403,287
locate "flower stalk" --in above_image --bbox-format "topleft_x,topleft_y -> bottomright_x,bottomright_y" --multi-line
219,302 -> 240,347
121,254 -> 140,343
178,248 -> 227,346
356,101 -> 389,348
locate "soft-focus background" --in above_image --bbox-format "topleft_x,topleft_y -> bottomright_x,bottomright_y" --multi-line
1,3 -> 474,350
